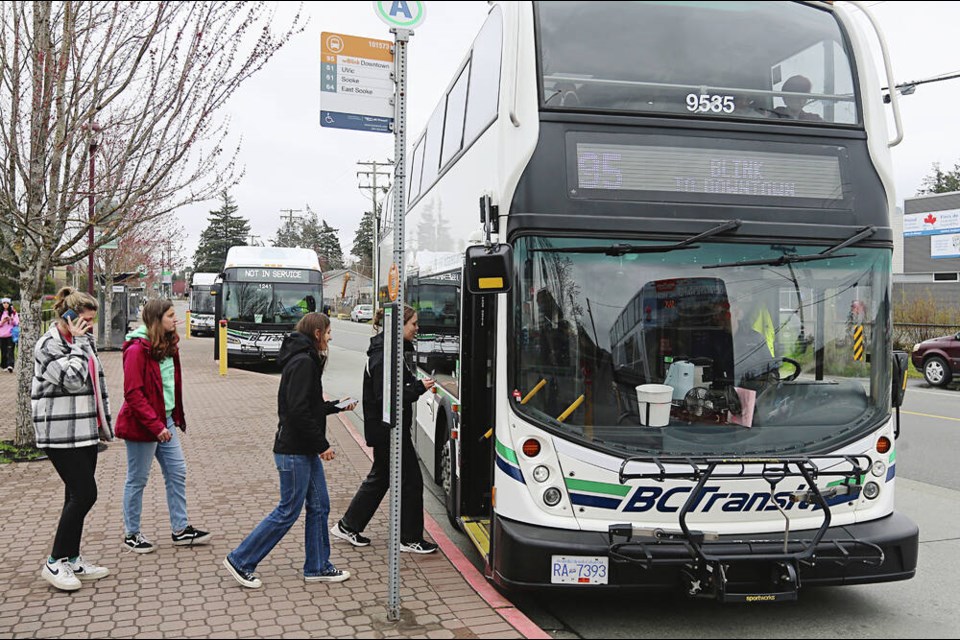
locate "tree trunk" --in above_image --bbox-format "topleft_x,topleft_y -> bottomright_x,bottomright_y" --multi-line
14,265 -> 48,448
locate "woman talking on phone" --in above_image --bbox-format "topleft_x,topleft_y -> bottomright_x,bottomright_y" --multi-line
32,287 -> 113,591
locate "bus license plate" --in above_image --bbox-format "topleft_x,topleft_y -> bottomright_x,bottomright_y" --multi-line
550,556 -> 609,585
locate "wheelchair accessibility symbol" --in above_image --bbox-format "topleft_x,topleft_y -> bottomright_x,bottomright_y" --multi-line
324,113 -> 335,124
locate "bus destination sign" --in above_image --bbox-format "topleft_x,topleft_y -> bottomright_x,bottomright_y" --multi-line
240,269 -> 310,283
575,142 -> 843,202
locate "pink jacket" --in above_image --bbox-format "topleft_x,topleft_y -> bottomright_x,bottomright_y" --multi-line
0,310 -> 18,339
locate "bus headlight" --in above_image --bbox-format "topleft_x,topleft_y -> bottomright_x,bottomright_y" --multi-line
863,482 -> 880,500
532,465 -> 550,483
871,461 -> 886,478
543,487 -> 562,506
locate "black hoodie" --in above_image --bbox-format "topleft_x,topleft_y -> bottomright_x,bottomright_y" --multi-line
274,332 -> 340,455
362,331 -> 427,448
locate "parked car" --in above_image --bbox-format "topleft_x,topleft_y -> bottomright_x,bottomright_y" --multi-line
350,304 -> 373,323
911,331 -> 960,387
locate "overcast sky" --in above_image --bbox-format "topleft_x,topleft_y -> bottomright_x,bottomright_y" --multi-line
174,1 -> 960,264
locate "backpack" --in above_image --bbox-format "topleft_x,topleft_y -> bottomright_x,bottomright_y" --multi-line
11,325 -> 19,343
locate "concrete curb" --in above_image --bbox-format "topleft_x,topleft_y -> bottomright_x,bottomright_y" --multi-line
335,411 -> 550,640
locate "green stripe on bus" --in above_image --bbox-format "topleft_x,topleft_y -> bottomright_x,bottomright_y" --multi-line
564,477 -> 631,497
496,439 -> 518,465
889,450 -> 896,464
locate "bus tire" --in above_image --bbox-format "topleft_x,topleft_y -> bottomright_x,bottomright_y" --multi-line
437,414 -> 459,529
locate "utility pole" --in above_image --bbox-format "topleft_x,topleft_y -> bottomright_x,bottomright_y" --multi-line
163,240 -> 175,298
357,159 -> 393,310
280,208 -> 302,228
247,234 -> 261,247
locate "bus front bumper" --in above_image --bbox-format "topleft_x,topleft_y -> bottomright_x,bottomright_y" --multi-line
491,512 -> 918,592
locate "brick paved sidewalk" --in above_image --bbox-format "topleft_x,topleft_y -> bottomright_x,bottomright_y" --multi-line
0,328 -> 527,639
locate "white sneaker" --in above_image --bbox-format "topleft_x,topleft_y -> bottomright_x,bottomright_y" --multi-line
69,555 -> 110,581
42,558 -> 82,591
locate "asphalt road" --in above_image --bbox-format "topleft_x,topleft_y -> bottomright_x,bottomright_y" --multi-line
241,317 -> 960,639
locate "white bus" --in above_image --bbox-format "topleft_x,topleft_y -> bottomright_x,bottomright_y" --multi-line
188,272 -> 219,336
214,246 -> 323,365
381,1 -> 917,600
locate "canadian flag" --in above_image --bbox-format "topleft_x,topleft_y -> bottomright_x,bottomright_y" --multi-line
924,213 -> 938,225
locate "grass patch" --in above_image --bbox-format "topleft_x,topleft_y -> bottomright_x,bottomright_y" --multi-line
0,440 -> 47,464
907,360 -> 923,380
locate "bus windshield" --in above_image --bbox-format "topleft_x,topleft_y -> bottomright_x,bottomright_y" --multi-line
538,1 -> 859,124
190,286 -> 215,314
512,236 -> 891,457
224,282 -> 319,324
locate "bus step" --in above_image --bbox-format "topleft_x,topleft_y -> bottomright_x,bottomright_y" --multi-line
461,517 -> 491,557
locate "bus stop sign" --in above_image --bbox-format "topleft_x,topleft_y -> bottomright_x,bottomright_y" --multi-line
374,1 -> 426,29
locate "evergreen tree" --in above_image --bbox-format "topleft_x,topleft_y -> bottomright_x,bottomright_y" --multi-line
351,210 -> 376,275
918,161 -> 960,195
272,218 -> 303,247
193,191 -> 250,271
313,219 -> 344,271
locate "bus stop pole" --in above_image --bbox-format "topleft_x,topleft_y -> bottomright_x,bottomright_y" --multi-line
387,26 -> 411,623
185,310 -> 191,339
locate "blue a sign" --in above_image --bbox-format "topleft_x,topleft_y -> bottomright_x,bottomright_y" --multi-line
374,1 -> 426,29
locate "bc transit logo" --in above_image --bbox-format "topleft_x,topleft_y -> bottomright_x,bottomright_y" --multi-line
621,484 -> 819,514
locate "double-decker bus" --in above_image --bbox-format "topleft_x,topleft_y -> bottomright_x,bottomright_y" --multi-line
213,246 -> 322,365
384,1 -> 917,600
189,272 -> 219,336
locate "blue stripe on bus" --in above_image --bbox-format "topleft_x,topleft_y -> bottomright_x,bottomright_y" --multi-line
886,464 -> 896,483
496,456 -> 524,484
569,493 -> 622,510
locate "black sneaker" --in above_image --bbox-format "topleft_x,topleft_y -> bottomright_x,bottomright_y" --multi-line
400,540 -> 439,554
172,525 -> 212,546
304,567 -> 351,583
330,520 -> 371,547
223,556 -> 262,589
123,532 -> 155,554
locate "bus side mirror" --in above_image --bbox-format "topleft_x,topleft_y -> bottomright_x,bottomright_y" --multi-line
891,351 -> 908,409
464,244 -> 513,295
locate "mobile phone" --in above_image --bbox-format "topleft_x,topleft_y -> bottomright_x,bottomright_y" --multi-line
335,397 -> 358,409
62,309 -> 79,322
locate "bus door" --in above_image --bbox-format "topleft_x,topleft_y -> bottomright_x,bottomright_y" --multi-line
456,290 -> 497,555
457,245 -> 512,560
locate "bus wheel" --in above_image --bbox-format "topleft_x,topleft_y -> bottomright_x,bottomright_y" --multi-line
438,419 -> 459,529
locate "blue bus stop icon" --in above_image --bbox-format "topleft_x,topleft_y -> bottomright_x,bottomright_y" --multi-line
374,1 -> 426,29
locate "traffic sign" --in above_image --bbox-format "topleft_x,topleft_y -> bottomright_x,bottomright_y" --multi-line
374,1 -> 426,30
320,32 -> 395,133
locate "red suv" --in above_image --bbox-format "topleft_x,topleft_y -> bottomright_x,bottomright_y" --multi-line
911,332 -> 960,387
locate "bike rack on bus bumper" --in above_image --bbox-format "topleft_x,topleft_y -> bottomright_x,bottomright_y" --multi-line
607,455 -> 885,601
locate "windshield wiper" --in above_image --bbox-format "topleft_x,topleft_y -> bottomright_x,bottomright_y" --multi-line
531,219 -> 742,257
702,225 -> 876,269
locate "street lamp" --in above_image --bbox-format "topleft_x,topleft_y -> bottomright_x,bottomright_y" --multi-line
87,121 -> 103,295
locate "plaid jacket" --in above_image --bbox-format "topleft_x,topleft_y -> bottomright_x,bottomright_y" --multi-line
32,324 -> 113,449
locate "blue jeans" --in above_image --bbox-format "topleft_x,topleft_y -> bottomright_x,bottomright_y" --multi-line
123,416 -> 189,535
228,453 -> 333,577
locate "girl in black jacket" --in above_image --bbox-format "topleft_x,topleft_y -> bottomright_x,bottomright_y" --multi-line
223,313 -> 357,588
331,305 -> 438,554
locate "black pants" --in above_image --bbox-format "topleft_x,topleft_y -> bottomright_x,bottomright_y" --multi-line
0,336 -> 13,369
44,445 -> 99,559
341,433 -> 424,543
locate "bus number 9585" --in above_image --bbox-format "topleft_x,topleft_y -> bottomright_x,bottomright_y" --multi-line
686,93 -> 735,114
